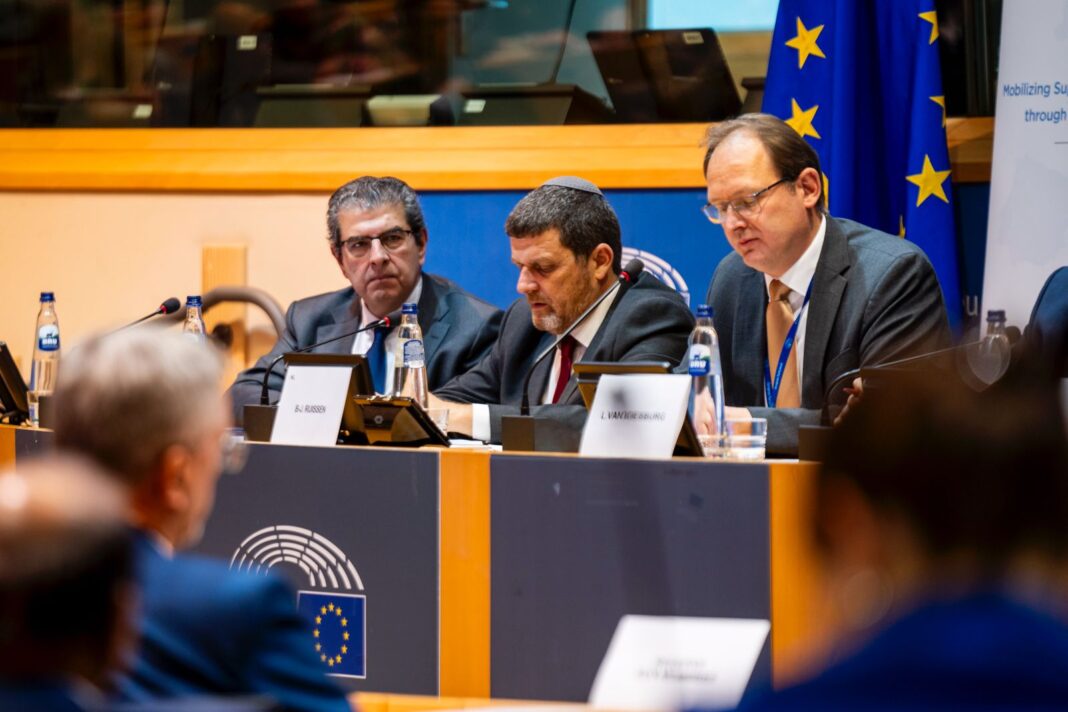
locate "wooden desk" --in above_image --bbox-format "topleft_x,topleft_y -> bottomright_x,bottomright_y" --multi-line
1,427 -> 828,697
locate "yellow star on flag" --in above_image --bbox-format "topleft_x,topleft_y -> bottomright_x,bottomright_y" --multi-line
315,616 -> 321,625
919,11 -> 939,44
785,17 -> 826,69
328,603 -> 334,612
930,95 -> 946,127
335,655 -> 343,664
341,618 -> 348,627
313,629 -> 320,638
320,606 -> 327,615
899,215 -> 906,238
341,645 -> 348,654
315,643 -> 321,652
343,631 -> 350,641
786,98 -> 821,139
321,654 -> 327,662
906,155 -> 951,206
328,659 -> 335,668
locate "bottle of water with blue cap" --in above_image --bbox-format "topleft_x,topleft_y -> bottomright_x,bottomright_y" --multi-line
688,304 -> 725,443
29,291 -> 61,426
392,303 -> 428,408
182,295 -> 207,342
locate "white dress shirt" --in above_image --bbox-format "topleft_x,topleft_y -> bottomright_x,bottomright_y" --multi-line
470,282 -> 621,442
351,277 -> 423,395
762,215 -> 826,402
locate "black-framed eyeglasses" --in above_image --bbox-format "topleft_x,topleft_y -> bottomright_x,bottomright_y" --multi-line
702,178 -> 791,224
339,228 -> 414,259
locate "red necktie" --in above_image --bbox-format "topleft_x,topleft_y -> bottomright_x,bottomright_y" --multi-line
551,335 -> 576,404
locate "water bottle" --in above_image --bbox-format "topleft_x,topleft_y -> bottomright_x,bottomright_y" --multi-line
29,291 -> 61,427
687,304 -> 725,443
392,303 -> 428,408
971,309 -> 1011,385
182,295 -> 207,341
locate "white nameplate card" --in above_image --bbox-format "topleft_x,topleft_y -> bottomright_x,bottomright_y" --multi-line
270,364 -> 353,446
580,374 -> 689,459
589,615 -> 770,711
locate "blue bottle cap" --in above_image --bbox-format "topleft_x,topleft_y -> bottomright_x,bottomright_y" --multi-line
186,295 -> 203,307
402,303 -> 418,315
696,304 -> 713,318
40,291 -> 55,302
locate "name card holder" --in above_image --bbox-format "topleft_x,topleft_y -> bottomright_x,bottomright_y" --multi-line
580,373 -> 690,459
270,354 -> 368,447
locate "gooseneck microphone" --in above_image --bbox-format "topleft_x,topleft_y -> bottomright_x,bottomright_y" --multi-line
259,308 -> 403,406
119,297 -> 182,330
519,258 -> 645,416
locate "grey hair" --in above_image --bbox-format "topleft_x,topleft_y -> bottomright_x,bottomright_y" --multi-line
326,176 -> 427,252
52,328 -> 225,487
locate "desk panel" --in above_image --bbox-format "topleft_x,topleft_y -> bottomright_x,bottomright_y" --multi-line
489,455 -> 772,701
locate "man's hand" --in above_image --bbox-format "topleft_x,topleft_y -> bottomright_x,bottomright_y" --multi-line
690,391 -> 750,435
426,392 -> 473,437
833,377 -> 864,426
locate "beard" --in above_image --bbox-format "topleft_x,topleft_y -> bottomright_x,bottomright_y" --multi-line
527,279 -> 601,335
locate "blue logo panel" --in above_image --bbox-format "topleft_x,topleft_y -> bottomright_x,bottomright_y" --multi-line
297,591 -> 367,678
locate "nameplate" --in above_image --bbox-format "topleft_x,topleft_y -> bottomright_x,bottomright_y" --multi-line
589,615 -> 770,711
580,374 -> 689,459
270,364 -> 352,446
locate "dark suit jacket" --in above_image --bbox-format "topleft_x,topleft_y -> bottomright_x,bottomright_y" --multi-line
0,685 -> 91,712
115,535 -> 350,712
229,272 -> 502,424
435,272 -> 695,442
732,592 -> 1068,711
707,216 -> 951,455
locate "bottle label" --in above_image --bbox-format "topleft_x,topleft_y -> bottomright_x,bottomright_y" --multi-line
37,325 -> 60,352
688,344 -> 711,376
402,339 -> 425,368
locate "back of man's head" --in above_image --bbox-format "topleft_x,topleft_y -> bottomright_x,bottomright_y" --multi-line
822,364 -> 1068,574
506,178 -> 623,274
0,454 -> 132,687
52,328 -> 225,488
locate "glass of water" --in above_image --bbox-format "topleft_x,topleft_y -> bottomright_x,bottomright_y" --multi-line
723,418 -> 768,461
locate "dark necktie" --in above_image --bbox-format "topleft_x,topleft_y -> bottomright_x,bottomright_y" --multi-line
766,279 -> 800,408
365,326 -> 389,394
551,335 -> 577,404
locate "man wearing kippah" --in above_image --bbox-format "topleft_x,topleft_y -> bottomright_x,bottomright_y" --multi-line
431,176 -> 695,443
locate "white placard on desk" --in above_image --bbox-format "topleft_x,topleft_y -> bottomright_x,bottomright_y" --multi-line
588,615 -> 770,711
270,365 -> 353,446
580,374 -> 689,459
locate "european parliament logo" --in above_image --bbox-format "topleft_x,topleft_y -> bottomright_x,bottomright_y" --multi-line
231,525 -> 367,679
621,247 -> 691,306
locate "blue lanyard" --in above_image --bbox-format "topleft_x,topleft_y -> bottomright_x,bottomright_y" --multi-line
763,282 -> 812,408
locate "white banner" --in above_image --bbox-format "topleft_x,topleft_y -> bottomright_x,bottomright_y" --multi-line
983,0 -> 1068,328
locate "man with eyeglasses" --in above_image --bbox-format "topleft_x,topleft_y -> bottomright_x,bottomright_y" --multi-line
230,175 -> 503,420
52,328 -> 352,712
699,113 -> 950,455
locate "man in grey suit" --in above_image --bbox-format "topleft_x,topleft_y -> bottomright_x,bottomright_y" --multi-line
431,177 -> 694,443
700,114 -> 951,455
230,176 -> 503,423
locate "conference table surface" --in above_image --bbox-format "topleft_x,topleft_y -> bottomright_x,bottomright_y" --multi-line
0,426 -> 834,704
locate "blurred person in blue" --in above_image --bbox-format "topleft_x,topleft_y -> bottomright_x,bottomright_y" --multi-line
229,175 -> 503,421
0,454 -> 134,712
52,328 -> 352,712
728,361 -> 1068,711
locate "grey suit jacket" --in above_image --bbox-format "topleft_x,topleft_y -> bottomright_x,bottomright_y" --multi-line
707,216 -> 951,456
435,272 -> 695,443
229,272 -> 503,424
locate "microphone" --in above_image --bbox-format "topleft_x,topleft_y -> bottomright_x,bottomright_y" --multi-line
519,258 -> 645,416
258,308 -> 403,406
821,327 -> 1023,421
119,297 -> 182,330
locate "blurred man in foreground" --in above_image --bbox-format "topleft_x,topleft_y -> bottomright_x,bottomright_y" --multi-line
730,362 -> 1068,710
0,454 -> 133,711
431,176 -> 694,442
53,329 -> 351,712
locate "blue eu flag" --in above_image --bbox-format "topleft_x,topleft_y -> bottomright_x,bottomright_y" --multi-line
763,0 -> 962,328
297,591 -> 366,678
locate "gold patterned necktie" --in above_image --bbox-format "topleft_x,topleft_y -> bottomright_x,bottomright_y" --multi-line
766,279 -> 800,408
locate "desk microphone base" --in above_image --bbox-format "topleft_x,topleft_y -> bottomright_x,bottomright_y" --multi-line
243,404 -> 277,442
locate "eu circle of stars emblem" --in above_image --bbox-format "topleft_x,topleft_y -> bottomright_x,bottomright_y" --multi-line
297,591 -> 366,678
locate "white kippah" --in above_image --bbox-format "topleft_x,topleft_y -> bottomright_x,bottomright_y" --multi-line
540,175 -> 604,196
